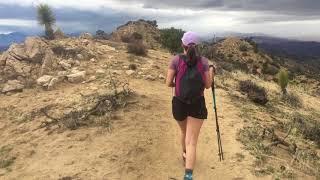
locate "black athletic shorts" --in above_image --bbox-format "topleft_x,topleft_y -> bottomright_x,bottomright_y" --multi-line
172,96 -> 208,121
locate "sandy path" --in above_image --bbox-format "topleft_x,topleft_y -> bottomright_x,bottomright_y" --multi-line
128,79 -> 266,180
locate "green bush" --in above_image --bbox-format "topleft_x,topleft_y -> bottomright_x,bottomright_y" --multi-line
160,27 -> 185,53
239,44 -> 249,52
262,63 -> 279,75
277,69 -> 289,94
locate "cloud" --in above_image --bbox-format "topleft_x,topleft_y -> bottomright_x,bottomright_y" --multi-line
0,0 -> 319,41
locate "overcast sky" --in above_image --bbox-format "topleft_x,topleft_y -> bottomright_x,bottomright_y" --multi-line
1,0 -> 320,41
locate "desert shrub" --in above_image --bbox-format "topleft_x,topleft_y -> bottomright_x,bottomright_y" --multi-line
218,60 -> 249,73
121,34 -> 131,43
262,62 -> 279,75
239,43 -> 249,52
121,32 -> 143,43
277,69 -> 289,94
0,146 -> 15,168
281,92 -> 303,108
291,113 -> 320,147
131,32 -> 143,40
245,38 -> 259,53
129,64 -> 137,70
95,30 -> 110,40
127,42 -> 148,56
239,80 -> 268,105
242,52 -> 248,56
219,61 -> 233,72
198,43 -> 215,59
160,27 -> 185,53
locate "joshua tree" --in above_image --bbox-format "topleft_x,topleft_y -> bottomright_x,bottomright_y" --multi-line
278,69 -> 289,94
37,4 -> 56,40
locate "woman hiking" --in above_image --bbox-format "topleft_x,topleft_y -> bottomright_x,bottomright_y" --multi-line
166,31 -> 214,180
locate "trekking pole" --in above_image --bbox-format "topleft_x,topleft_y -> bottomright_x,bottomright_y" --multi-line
211,78 -> 224,161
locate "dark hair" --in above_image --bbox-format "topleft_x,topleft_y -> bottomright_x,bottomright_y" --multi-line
183,44 -> 198,66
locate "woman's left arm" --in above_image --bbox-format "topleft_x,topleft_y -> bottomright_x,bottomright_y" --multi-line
204,65 -> 215,89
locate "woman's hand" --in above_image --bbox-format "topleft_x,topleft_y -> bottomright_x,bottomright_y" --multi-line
209,64 -> 216,78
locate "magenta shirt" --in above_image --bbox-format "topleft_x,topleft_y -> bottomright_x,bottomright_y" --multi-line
169,55 -> 209,72
168,55 -> 209,96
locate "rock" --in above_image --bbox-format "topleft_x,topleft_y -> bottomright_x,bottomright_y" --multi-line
158,74 -> 165,79
59,60 -> 72,70
40,49 -> 54,75
87,76 -> 96,82
126,70 -> 135,76
74,60 -> 81,66
67,71 -> 86,83
96,69 -> 106,75
145,75 -> 156,81
37,75 -> 54,86
82,39 -> 90,46
100,45 -> 116,51
112,70 -> 122,75
24,37 -> 48,63
79,32 -> 93,39
2,80 -> 24,93
57,71 -> 68,77
138,71 -> 143,75
48,77 -> 59,90
76,54 -> 84,60
90,58 -> 96,62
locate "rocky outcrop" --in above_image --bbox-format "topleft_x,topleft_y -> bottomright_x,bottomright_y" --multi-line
0,37 -> 56,86
111,19 -> 160,49
1,80 -> 24,93
67,70 -> 86,83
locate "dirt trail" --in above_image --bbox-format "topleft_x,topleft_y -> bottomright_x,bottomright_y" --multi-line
128,79 -> 264,180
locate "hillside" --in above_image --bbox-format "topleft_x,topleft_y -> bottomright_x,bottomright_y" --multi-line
0,32 -> 319,180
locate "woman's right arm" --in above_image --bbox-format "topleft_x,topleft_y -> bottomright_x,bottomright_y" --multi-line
166,69 -> 176,87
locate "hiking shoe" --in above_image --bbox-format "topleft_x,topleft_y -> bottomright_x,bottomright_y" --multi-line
184,173 -> 193,180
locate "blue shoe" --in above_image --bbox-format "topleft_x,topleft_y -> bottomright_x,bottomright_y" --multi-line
184,173 -> 193,180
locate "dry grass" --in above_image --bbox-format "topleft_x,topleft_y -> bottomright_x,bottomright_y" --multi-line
0,146 -> 15,169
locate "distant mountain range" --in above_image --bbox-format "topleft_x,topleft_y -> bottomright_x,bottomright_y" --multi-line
0,32 -> 83,52
249,36 -> 320,61
0,32 -> 27,51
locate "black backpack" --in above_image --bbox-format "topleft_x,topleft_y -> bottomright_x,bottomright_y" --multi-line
175,55 -> 204,104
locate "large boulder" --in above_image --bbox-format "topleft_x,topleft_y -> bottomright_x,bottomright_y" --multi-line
36,75 -> 60,90
67,71 -> 86,83
0,37 -> 55,85
36,75 -> 54,86
2,80 -> 24,93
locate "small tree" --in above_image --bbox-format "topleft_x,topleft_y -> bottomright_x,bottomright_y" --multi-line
160,27 -> 185,53
37,4 -> 56,40
277,69 -> 289,94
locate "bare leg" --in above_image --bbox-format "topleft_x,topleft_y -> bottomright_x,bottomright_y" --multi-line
185,117 -> 204,170
177,119 -> 187,153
